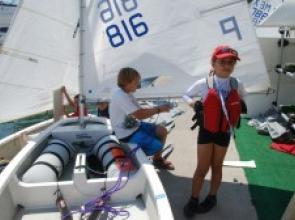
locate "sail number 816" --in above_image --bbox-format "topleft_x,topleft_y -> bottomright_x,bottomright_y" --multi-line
106,13 -> 148,47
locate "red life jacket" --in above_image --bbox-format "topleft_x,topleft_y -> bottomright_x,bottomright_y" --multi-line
203,76 -> 241,133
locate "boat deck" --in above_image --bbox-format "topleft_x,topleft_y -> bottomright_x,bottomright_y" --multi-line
159,104 -> 257,220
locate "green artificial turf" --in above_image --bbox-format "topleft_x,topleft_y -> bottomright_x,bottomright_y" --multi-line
235,118 -> 295,220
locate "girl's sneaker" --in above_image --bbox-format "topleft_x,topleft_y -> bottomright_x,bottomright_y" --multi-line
197,195 -> 217,213
183,197 -> 199,218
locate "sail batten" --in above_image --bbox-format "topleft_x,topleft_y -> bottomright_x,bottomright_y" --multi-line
20,7 -> 77,28
0,47 -> 79,64
199,0 -> 244,15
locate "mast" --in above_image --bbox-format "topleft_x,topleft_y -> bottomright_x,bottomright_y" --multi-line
79,0 -> 86,127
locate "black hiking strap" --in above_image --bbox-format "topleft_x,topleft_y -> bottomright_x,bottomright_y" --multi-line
33,161 -> 59,179
42,152 -> 65,170
95,140 -> 118,157
49,141 -> 72,160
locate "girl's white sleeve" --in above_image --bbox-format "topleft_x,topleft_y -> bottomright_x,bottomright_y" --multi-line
183,80 -> 201,105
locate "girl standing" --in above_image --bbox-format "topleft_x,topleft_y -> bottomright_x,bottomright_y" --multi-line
183,45 -> 246,217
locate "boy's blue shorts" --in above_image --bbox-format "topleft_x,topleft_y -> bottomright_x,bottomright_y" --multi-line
128,122 -> 163,156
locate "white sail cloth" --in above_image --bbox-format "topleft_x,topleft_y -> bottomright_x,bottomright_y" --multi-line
0,0 -> 79,122
84,0 -> 270,100
0,0 -> 270,122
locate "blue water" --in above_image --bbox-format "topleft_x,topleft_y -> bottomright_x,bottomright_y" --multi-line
0,105 -> 99,139
0,112 -> 53,139
0,122 -> 14,139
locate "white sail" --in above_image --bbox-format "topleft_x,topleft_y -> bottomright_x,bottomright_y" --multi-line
0,0 -> 272,122
0,0 -> 79,122
83,0 -> 270,101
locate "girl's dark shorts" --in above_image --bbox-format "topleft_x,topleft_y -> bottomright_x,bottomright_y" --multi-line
197,127 -> 231,147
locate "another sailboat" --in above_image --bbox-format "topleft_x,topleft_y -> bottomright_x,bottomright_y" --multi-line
0,0 -> 273,219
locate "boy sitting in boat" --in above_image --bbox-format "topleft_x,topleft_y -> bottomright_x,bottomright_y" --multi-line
61,86 -> 88,117
109,67 -> 175,170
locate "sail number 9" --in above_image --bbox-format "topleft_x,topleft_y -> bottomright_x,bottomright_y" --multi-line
98,0 -> 149,48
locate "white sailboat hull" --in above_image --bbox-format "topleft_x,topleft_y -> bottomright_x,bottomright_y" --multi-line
0,117 -> 174,220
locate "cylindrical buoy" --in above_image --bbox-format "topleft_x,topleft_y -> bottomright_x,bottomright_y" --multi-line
22,139 -> 75,183
92,135 -> 133,177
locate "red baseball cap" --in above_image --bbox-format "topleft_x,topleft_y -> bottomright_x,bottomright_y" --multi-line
211,45 -> 240,63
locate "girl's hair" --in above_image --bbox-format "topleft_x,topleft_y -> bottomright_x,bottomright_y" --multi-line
117,67 -> 140,89
209,68 -> 214,76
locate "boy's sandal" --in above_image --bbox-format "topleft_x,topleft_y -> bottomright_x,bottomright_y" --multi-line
153,159 -> 175,170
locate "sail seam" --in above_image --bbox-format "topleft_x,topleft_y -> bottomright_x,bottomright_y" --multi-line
200,0 -> 244,15
0,47 -> 78,65
0,81 -> 48,90
19,6 -> 76,28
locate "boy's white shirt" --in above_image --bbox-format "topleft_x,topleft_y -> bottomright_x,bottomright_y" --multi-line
109,87 -> 140,139
183,75 -> 246,104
